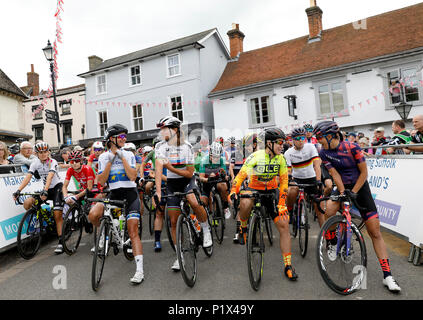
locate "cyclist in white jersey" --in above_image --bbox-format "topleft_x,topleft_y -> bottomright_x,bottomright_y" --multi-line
154,116 -> 212,272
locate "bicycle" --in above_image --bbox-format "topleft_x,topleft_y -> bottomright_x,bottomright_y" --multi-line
236,191 -> 276,291
61,189 -> 109,256
315,191 -> 368,295
139,177 -> 157,236
15,192 -> 57,260
155,188 -> 213,288
88,197 -> 139,291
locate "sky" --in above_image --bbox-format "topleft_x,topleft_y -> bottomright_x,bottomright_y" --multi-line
1,0 -> 422,92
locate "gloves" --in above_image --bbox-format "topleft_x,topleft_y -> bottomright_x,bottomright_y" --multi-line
228,191 -> 237,203
40,190 -> 48,198
346,190 -> 358,201
277,205 -> 289,221
115,149 -> 123,159
13,190 -> 21,199
65,195 -> 77,205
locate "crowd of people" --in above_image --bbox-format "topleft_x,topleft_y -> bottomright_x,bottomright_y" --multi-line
4,113 -> 422,292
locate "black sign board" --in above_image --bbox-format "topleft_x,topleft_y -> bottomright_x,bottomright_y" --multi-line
45,109 -> 58,124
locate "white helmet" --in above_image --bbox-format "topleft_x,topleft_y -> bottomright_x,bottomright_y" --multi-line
142,146 -> 153,153
92,141 -> 104,150
124,143 -> 136,151
210,142 -> 223,157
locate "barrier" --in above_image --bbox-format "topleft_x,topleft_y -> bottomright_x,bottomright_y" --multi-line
0,169 -> 77,253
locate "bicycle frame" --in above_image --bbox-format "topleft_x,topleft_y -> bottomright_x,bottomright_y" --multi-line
336,201 -> 353,258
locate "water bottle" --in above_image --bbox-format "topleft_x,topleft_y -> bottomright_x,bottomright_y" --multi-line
190,214 -> 201,234
112,219 -> 120,242
119,214 -> 125,231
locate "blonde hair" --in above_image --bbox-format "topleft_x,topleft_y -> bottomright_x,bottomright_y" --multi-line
0,141 -> 9,160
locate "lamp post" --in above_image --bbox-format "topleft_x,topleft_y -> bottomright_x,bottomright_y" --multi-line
284,95 -> 298,120
394,101 -> 413,121
42,40 -> 61,145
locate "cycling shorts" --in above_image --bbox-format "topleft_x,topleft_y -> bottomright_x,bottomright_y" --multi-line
166,177 -> 198,208
110,187 -> 141,221
292,177 -> 318,196
244,187 -> 279,222
47,182 -> 64,211
331,181 -> 378,221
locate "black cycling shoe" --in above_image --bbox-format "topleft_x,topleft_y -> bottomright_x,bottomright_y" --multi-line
85,222 -> 93,234
284,265 -> 298,281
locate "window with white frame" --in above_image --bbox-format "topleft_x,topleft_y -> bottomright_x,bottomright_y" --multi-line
130,65 -> 141,86
167,54 -> 181,77
249,95 -> 273,127
316,81 -> 347,117
132,104 -> 143,131
96,74 -> 107,94
170,96 -> 183,122
32,105 -> 42,120
98,111 -> 108,137
386,67 -> 420,105
33,126 -> 43,141
60,99 -> 72,115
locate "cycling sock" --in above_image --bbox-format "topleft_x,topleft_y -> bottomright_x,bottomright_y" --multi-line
154,230 -> 162,242
135,255 -> 144,273
240,218 -> 248,228
200,221 -> 210,232
379,259 -> 391,279
283,253 -> 292,267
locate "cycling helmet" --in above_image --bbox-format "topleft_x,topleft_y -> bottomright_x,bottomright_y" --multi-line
156,116 -> 181,129
210,142 -> 223,157
69,151 -> 83,161
264,127 -> 285,142
142,146 -> 153,153
243,133 -> 258,146
34,141 -> 49,153
92,141 -> 104,150
215,137 -> 224,145
8,144 -> 20,155
123,143 -> 136,151
303,123 -> 314,132
291,127 -> 306,138
228,136 -> 236,144
313,121 -> 340,136
104,124 -> 128,140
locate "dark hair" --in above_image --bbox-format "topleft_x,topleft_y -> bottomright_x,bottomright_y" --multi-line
393,120 -> 405,129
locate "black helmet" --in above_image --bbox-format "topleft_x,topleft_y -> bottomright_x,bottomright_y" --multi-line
303,123 -> 314,131
313,121 -> 340,136
156,116 -> 181,129
265,128 -> 285,142
291,127 -> 306,138
104,124 -> 128,140
9,144 -> 20,155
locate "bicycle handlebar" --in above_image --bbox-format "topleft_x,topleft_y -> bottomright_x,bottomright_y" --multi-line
313,190 -> 367,212
86,198 -> 127,207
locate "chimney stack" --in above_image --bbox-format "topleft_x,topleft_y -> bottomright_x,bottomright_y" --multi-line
88,55 -> 103,71
27,64 -> 39,96
306,0 -> 323,42
227,23 -> 245,58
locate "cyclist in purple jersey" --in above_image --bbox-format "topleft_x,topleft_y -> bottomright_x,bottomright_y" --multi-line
314,121 -> 401,293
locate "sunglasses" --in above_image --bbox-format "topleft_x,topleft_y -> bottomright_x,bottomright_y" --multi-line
272,140 -> 284,145
94,148 -> 103,152
305,129 -> 313,132
316,134 -> 328,140
113,134 -> 127,140
70,160 -> 81,164
294,136 -> 306,141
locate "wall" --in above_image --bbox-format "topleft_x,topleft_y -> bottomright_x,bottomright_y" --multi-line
0,93 -> 24,133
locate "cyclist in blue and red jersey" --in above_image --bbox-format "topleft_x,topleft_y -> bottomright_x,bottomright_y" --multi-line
314,120 -> 401,293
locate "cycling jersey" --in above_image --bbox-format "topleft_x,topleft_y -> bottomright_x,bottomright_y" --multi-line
28,157 -> 61,188
411,131 -> 423,143
284,143 -> 319,179
306,137 -> 318,145
155,141 -> 194,179
88,153 -> 99,173
98,150 -> 136,190
319,141 -> 365,185
387,130 -> 412,154
199,155 -> 226,177
65,165 -> 95,190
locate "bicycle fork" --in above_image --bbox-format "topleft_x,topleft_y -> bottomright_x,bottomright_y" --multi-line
336,203 -> 353,257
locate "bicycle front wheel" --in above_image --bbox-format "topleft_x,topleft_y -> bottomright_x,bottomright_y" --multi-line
17,209 -> 42,260
212,193 -> 225,244
176,214 -> 197,288
62,204 -> 83,256
92,219 -> 110,292
165,208 -> 176,252
298,199 -> 309,258
264,216 -> 273,246
316,214 -> 367,295
247,210 -> 265,291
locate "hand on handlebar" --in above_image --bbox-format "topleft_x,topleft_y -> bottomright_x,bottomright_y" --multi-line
12,190 -> 21,202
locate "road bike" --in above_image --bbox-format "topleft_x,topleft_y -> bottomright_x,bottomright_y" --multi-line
16,192 -> 57,260
139,177 -> 157,236
315,191 -> 367,295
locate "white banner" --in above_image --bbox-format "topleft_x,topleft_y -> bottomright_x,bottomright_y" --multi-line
0,169 -> 77,251
367,157 -> 423,248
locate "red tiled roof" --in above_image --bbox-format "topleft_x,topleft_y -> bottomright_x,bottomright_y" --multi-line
211,3 -> 423,94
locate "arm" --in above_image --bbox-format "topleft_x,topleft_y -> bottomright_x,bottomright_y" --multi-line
43,171 -> 55,191
62,179 -> 71,199
313,157 -> 322,181
352,162 -> 368,194
17,173 -> 32,192
155,159 -> 164,196
121,156 -> 137,181
328,168 -> 345,194
164,162 -> 194,178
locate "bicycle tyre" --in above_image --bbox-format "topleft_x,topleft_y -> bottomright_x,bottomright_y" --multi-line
176,214 -> 197,287
212,193 -> 225,244
298,199 -> 309,258
316,214 -> 367,295
247,209 -> 264,291
17,208 -> 42,260
290,203 -> 298,238
350,212 -> 365,231
264,216 -> 273,246
62,204 -> 83,256
92,218 -> 110,292
165,208 -> 176,252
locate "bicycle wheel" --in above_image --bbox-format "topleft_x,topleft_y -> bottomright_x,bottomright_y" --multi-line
298,199 -> 309,258
176,214 -> 197,287
316,215 -> 367,295
145,195 -> 155,236
62,204 -> 83,256
17,209 -> 42,260
264,216 -> 273,246
290,203 -> 298,238
211,193 -> 225,244
165,208 -> 176,252
92,218 -> 110,292
247,209 -> 264,291
350,211 -> 365,231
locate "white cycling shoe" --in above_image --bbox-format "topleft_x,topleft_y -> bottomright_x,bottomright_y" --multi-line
203,229 -> 213,248
130,271 -> 144,284
383,276 -> 401,293
224,208 -> 231,219
171,259 -> 180,271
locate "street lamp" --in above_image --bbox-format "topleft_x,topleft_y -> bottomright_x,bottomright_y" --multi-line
394,101 -> 413,121
42,40 -> 61,145
284,95 -> 298,120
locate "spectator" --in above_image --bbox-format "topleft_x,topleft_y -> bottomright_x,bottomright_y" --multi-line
358,137 -> 373,156
59,147 -> 71,169
13,141 -> 36,167
347,132 -> 357,143
357,132 -> 365,140
386,120 -> 412,154
371,127 -> 387,155
389,80 -> 402,104
0,141 -> 10,165
406,114 -> 423,153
